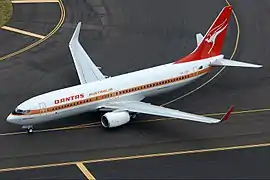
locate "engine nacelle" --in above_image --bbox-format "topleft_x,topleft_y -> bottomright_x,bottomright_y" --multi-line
101,111 -> 130,128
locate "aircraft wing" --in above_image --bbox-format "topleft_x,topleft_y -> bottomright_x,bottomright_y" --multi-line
69,22 -> 105,84
99,101 -> 234,124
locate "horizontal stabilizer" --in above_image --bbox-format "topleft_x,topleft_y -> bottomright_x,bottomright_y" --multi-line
210,59 -> 263,68
196,33 -> 203,46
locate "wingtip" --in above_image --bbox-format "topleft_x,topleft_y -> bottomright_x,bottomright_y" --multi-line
250,64 -> 263,68
75,22 -> 82,34
221,105 -> 234,121
249,63 -> 263,68
69,22 -> 82,45
77,22 -> 82,29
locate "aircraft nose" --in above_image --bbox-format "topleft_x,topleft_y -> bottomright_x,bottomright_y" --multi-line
6,114 -> 16,124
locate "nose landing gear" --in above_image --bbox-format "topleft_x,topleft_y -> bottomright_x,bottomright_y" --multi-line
22,125 -> 34,134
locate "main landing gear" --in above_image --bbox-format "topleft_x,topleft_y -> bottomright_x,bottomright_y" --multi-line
130,112 -> 138,119
22,125 -> 34,134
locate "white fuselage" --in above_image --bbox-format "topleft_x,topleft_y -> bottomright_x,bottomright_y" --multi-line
7,56 -> 219,126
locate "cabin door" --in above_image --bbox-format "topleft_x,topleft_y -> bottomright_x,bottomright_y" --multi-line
39,102 -> 47,115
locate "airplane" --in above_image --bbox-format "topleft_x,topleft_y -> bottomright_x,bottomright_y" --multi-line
6,5 -> 262,133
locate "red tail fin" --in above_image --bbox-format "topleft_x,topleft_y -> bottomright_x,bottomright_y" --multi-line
175,5 -> 232,64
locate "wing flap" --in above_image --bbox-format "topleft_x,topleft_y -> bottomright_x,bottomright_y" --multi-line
99,101 -> 234,124
69,22 -> 105,84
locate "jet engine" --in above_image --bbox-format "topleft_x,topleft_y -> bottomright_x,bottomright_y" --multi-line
101,111 -> 130,128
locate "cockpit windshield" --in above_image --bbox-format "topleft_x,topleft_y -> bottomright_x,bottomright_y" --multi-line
12,108 -> 30,115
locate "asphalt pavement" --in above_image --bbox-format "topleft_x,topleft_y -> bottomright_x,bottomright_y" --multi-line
0,0 -> 270,178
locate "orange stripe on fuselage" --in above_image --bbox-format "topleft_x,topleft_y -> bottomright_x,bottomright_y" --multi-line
14,67 -> 212,116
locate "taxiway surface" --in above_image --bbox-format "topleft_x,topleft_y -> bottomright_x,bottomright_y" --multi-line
1,145 -> 270,179
0,0 -> 270,178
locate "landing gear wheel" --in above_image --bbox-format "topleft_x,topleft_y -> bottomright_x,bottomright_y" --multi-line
26,127 -> 33,133
130,113 -> 138,119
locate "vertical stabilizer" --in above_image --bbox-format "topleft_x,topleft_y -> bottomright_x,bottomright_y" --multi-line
175,5 -> 232,64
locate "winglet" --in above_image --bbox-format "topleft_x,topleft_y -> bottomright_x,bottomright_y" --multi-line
68,22 -> 106,84
69,22 -> 81,45
221,105 -> 234,121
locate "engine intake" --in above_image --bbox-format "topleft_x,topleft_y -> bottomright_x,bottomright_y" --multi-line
101,111 -> 130,128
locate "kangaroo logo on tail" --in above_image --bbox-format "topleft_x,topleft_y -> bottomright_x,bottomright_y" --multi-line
174,6 -> 232,64
205,19 -> 228,54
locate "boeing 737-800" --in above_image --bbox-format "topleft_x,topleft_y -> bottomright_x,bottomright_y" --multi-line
6,6 -> 262,133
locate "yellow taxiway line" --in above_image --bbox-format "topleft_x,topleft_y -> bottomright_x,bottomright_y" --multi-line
0,0 -> 65,61
76,163 -> 96,180
1,142 -> 270,173
1,26 -> 45,39
81,142 -> 270,164
0,106 -> 269,136
11,0 -> 58,3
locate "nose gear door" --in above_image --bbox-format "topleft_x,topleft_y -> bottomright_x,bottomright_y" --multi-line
39,102 -> 47,115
